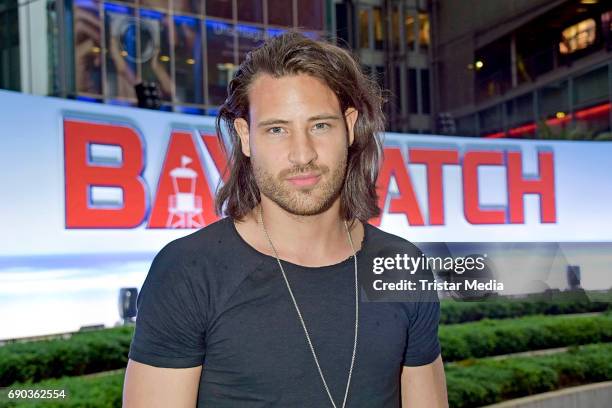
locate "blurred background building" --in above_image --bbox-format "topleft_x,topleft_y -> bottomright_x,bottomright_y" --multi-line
0,0 -> 328,115
334,0 -> 432,134
429,0 -> 612,139
2,0 -> 612,138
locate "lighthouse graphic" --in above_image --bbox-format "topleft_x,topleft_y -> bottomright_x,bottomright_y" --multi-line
166,155 -> 205,228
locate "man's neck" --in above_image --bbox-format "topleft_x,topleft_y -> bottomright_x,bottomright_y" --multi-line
236,198 -> 364,268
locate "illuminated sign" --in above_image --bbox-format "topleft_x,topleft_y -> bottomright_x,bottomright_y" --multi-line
63,118 -> 556,229
2,90 -> 612,258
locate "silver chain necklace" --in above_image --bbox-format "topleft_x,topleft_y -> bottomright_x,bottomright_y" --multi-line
258,206 -> 359,408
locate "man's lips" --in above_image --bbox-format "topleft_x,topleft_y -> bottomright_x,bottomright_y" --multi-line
286,173 -> 321,186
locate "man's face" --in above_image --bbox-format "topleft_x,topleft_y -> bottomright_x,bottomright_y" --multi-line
234,73 -> 358,216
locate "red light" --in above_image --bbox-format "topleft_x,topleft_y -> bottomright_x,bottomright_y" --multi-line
546,115 -> 571,126
482,102 -> 610,139
508,124 -> 536,136
484,131 -> 505,138
574,103 -> 611,119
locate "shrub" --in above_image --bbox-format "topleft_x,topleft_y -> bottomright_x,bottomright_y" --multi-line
0,370 -> 125,408
446,343 -> 612,408
440,314 -> 612,361
440,297 -> 610,324
0,327 -> 133,387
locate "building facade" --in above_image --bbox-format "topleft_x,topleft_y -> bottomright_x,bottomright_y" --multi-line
334,0 -> 433,133
0,0 -> 435,132
430,0 -> 612,139
0,0 -> 328,115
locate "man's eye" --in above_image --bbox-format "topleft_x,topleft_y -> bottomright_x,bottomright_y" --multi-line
268,127 -> 285,134
313,123 -> 330,131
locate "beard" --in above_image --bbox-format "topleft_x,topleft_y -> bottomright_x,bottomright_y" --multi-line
252,154 -> 348,216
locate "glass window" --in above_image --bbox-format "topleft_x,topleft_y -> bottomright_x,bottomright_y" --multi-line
539,80 -> 568,119
574,66 -> 608,108
48,0 -> 61,96
237,0 -> 263,24
358,9 -> 369,49
104,3 -> 137,99
108,98 -> 136,107
74,0 -> 102,95
297,0 -> 324,31
140,0 -> 169,10
334,2 -> 350,46
506,93 -> 533,127
479,104 -> 502,134
139,9 -> 172,102
206,0 -> 232,19
174,15 -> 203,104
391,6 -> 400,52
206,19 -> 236,105
421,69 -> 430,114
373,7 -> 383,50
176,106 -> 205,115
0,0 -> 20,92
268,0 -> 293,26
173,0 -> 201,14
559,18 -> 596,55
408,68 -> 417,113
418,13 -> 430,49
393,66 -> 402,117
301,31 -> 322,40
237,24 -> 264,63
405,14 -> 415,51
267,27 -> 287,38
475,37 -> 512,101
456,114 -> 477,136
602,11 -> 612,50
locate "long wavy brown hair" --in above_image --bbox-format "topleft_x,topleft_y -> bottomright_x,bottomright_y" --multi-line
214,31 -> 386,223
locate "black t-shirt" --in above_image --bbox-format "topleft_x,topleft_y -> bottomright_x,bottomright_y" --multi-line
128,216 -> 441,407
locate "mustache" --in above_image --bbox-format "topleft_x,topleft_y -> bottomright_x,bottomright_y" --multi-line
279,164 -> 329,179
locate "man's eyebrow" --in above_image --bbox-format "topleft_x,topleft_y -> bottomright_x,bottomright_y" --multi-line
257,114 -> 341,128
308,114 -> 342,122
257,118 -> 290,128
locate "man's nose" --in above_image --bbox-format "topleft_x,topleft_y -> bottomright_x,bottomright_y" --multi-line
288,131 -> 318,166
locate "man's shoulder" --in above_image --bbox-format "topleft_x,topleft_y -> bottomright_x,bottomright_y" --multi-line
149,217 -> 263,299
364,222 -> 423,256
154,217 -> 238,267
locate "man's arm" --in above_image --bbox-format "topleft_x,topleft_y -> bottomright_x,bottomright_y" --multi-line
123,359 -> 202,408
400,354 -> 448,408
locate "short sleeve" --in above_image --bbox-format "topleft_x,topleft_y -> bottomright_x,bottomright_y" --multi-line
402,249 -> 441,367
403,298 -> 441,366
128,241 -> 207,368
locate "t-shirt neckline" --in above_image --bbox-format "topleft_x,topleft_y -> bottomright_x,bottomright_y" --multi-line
227,216 -> 369,271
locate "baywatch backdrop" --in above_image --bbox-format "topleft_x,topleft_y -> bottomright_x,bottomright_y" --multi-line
1,90 -> 611,339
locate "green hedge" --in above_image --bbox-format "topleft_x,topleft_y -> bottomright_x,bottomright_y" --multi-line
446,343 -> 612,408
0,327 -> 133,387
440,312 -> 612,361
440,298 -> 611,324
3,344 -> 612,408
0,371 -> 124,408
3,313 -> 611,386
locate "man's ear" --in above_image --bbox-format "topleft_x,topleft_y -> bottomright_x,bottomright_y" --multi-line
234,117 -> 251,157
344,107 -> 359,146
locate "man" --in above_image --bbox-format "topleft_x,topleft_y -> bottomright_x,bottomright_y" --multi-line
123,32 -> 448,407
